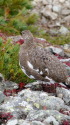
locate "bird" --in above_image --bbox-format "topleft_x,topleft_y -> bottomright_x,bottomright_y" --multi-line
19,30 -> 70,86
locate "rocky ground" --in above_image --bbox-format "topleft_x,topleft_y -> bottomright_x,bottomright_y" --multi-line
0,36 -> 70,125
31,0 -> 70,35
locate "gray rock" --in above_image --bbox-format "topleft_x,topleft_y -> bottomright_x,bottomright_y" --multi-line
32,0 -> 70,34
43,0 -> 52,4
18,89 -> 64,110
65,1 -> 70,9
63,44 -> 70,57
26,110 -> 70,122
6,119 -> 18,125
0,73 -> 4,82
47,46 -> 64,56
62,9 -> 70,15
40,96 -> 64,110
59,0 -> 65,3
59,26 -> 69,34
66,66 -> 70,75
20,120 -> 31,125
0,95 -> 33,113
46,5 -> 52,10
41,10 -> 58,20
41,16 -> 47,25
64,15 -> 70,22
64,44 -> 70,50
25,81 -> 42,91
56,87 -> 70,105
42,0 -> 47,5
49,29 -> 59,35
4,81 -> 18,90
0,91 -> 5,104
43,116 -> 59,125
53,5 -> 61,13
31,121 -> 44,125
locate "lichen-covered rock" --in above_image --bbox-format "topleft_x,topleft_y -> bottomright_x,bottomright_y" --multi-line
0,91 -> 5,104
6,119 -> 18,125
56,87 -> 70,105
26,110 -> 70,122
43,116 -> 59,125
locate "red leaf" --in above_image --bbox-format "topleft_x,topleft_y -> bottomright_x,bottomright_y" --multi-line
16,39 -> 24,45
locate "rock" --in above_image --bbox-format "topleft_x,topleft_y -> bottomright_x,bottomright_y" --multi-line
41,16 -> 48,25
26,110 -> 70,122
46,5 -> 52,10
59,26 -> 69,35
59,0 -> 65,3
31,121 -> 44,125
25,81 -> 43,91
32,1 -> 37,6
42,0 -> 47,5
0,91 -> 5,104
65,1 -> 70,9
62,9 -> 70,16
47,46 -> 64,56
63,44 -> 70,57
49,29 -> 59,35
18,89 -> 64,111
53,5 -> 61,13
63,44 -> 70,58
66,66 -> 70,75
6,119 -> 18,125
0,73 -> 4,82
31,0 -> 70,34
4,81 -> 18,90
41,10 -> 58,20
42,0 -> 52,4
20,120 -> 31,125
43,116 -> 59,125
64,44 -> 70,51
0,73 -> 6,91
56,87 -> 70,105
40,96 -> 64,110
57,93 -> 63,99
64,15 -> 70,22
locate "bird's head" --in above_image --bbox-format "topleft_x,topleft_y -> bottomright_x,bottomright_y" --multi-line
21,30 -> 33,43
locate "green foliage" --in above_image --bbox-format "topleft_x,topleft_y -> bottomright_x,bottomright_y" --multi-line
35,29 -> 70,45
26,14 -> 38,25
0,16 -> 6,25
0,37 -> 35,83
0,37 -> 3,46
0,0 -> 38,35
12,19 -> 28,31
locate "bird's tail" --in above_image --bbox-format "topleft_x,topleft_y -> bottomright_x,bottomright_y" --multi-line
65,77 -> 70,88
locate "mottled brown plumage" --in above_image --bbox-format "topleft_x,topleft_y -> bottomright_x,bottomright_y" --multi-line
19,30 -> 70,85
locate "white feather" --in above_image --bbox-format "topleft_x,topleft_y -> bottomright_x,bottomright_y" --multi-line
27,61 -> 33,69
29,75 -> 35,79
40,71 -> 43,75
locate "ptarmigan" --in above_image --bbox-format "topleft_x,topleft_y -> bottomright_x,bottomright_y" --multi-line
19,30 -> 70,86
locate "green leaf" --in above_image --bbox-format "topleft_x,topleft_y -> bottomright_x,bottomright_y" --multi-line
0,37 -> 3,46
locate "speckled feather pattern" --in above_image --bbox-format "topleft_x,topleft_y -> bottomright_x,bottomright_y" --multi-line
19,30 -> 69,83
